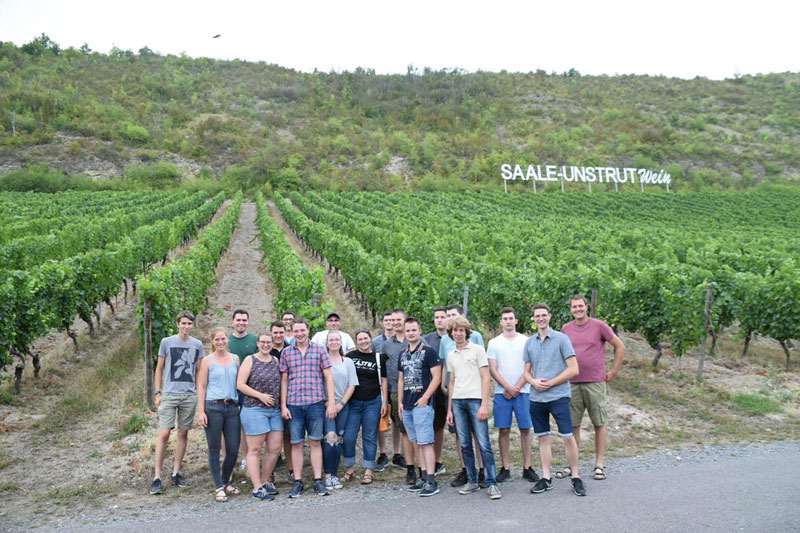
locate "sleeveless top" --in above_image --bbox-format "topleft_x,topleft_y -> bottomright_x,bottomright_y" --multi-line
206,354 -> 239,401
243,356 -> 281,408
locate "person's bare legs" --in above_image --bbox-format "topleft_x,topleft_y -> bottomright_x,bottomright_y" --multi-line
434,427 -> 444,463
538,435 -> 552,479
402,433 -> 415,467
262,432 -> 282,482
498,428 -> 511,468
563,435 -> 580,478
245,434 -> 267,488
420,443 -> 436,475
378,429 -> 387,456
594,425 -> 607,468
520,428 -> 533,468
309,439 -> 323,479
392,423 -> 402,455
291,442 -> 304,480
153,428 -> 171,479
283,433 -> 293,474
240,427 -> 248,466
173,428 -> 189,476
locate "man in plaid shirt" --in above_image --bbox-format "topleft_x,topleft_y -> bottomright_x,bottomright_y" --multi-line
280,317 -> 337,497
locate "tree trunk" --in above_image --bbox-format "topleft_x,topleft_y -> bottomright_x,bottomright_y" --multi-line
740,333 -> 751,359
12,348 -> 25,394
651,343 -> 663,366
780,341 -> 791,371
105,299 -> 116,319
31,349 -> 41,378
84,317 -> 97,339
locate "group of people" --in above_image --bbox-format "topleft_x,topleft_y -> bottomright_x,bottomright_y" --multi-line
149,297 -> 625,502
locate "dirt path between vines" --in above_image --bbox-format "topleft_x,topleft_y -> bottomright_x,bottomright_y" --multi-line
0,201 -> 280,529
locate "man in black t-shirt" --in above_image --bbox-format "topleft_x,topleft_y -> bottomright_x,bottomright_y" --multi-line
398,317 -> 442,497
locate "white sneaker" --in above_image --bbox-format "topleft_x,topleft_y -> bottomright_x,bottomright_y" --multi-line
331,475 -> 343,489
324,477 -> 336,491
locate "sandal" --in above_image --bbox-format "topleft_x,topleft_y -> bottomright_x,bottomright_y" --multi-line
215,488 -> 228,502
593,466 -> 607,480
554,466 -> 572,479
225,484 -> 241,495
341,471 -> 356,483
361,472 -> 373,485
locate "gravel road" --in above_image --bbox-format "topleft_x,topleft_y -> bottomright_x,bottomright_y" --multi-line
29,440 -> 799,532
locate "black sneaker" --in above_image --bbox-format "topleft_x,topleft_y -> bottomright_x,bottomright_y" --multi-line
263,482 -> 279,495
314,478 -> 330,496
406,468 -> 417,486
450,468 -> 468,487
392,454 -> 407,469
375,454 -> 389,472
434,462 -> 446,476
408,478 -> 426,492
171,473 -> 188,487
496,467 -> 510,483
149,478 -> 163,495
288,480 -> 304,498
478,468 -> 487,488
572,477 -> 587,496
419,481 -> 439,497
531,477 -> 552,494
522,466 -> 540,483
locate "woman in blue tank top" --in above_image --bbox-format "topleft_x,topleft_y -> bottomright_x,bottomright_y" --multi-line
197,327 -> 241,502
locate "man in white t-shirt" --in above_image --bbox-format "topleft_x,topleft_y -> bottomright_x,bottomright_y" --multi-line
487,307 -> 538,484
310,312 -> 355,353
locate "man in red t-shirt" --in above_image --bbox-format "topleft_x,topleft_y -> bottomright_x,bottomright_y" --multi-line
562,295 -> 626,481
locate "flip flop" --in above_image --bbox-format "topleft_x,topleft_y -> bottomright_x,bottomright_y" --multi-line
341,471 -> 356,483
554,466 -> 572,479
215,488 -> 228,502
361,472 -> 373,485
225,484 -> 241,495
593,466 -> 606,480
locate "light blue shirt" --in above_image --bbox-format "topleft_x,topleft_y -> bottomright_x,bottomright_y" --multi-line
522,329 -> 575,403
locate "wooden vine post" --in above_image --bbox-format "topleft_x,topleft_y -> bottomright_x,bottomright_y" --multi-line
696,285 -> 713,381
144,298 -> 155,410
590,289 -> 598,318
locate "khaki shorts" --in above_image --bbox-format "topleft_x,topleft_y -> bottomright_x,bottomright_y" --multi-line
388,393 -> 406,434
158,393 -> 197,430
570,382 -> 608,427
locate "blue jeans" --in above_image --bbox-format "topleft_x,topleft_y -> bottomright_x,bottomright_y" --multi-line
452,398 -> 497,486
322,404 -> 349,476
204,401 -> 241,489
343,396 -> 382,469
287,402 -> 325,444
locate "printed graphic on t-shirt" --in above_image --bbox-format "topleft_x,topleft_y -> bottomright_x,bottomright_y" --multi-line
170,347 -> 199,382
402,352 -> 427,392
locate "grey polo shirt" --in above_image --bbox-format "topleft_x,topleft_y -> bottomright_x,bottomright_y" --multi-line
522,329 -> 576,403
381,335 -> 408,394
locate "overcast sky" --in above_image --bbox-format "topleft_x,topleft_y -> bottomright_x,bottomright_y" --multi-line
0,0 -> 796,79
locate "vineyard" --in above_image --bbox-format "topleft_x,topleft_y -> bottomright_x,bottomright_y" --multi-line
279,189 -> 800,368
0,189 -> 225,391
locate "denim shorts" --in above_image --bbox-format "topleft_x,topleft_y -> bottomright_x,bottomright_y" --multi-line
493,393 -> 533,429
402,404 -> 434,445
240,406 -> 284,435
287,401 -> 325,444
530,396 -> 574,437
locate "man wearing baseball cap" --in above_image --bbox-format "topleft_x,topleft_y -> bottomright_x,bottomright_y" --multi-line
310,312 -> 355,353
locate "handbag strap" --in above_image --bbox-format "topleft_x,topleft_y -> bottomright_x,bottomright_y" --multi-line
375,352 -> 385,403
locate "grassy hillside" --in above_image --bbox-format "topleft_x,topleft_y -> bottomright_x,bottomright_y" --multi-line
1,34 -> 799,193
